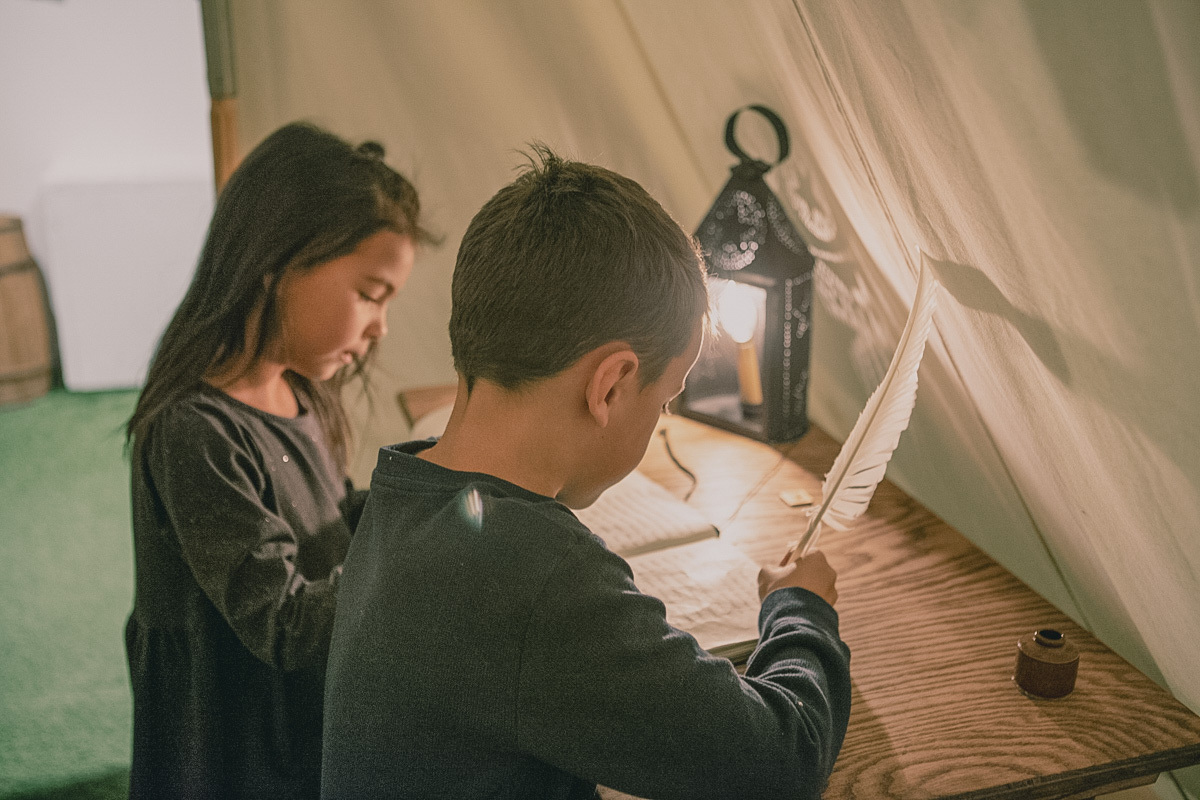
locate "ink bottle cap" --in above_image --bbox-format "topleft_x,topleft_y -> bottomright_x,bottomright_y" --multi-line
1013,628 -> 1079,699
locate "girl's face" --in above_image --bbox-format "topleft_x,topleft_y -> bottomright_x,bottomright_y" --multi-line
275,229 -> 415,381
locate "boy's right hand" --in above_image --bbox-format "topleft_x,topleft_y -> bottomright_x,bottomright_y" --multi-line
757,549 -> 838,607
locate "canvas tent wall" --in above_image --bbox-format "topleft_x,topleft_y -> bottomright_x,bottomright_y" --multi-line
220,0 -> 1199,793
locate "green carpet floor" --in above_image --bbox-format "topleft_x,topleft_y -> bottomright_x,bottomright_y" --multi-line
0,389 -> 137,798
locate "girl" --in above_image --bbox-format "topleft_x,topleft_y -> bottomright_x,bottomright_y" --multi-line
124,122 -> 432,799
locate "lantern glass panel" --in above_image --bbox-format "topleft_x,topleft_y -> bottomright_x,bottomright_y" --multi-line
686,278 -> 768,436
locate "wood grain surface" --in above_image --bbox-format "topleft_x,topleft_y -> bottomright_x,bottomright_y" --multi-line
598,415 -> 1200,799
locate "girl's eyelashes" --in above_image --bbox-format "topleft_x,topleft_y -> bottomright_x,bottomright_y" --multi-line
359,278 -> 397,304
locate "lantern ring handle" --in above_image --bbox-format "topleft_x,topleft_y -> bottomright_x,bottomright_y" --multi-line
724,105 -> 790,171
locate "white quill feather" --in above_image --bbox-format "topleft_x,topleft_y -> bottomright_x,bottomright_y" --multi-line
789,256 -> 939,561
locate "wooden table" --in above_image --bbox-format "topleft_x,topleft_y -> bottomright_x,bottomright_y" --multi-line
601,415 -> 1200,800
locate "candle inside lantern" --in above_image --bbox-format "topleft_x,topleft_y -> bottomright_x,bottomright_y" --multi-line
716,282 -> 763,410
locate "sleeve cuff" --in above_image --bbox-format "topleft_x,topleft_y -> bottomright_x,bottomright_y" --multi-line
758,585 -> 840,637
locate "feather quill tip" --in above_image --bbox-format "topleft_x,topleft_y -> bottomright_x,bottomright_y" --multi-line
788,259 -> 939,562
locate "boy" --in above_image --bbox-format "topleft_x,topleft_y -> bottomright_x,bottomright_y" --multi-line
322,148 -> 851,799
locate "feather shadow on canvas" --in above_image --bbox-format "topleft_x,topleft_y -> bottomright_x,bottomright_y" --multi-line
788,254 -> 940,562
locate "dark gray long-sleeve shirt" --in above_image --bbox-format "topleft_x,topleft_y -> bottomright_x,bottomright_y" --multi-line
323,440 -> 851,800
127,383 -> 367,799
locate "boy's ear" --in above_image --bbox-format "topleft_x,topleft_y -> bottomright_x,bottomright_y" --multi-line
585,347 -> 639,427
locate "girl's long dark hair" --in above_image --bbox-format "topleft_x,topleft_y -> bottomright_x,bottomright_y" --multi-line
126,121 -> 433,472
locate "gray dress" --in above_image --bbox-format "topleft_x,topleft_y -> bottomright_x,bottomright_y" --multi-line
126,383 -> 366,799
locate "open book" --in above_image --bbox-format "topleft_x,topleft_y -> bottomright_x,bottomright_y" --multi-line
575,471 -> 762,663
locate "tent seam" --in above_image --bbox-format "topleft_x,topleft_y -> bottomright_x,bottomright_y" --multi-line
612,0 -> 714,195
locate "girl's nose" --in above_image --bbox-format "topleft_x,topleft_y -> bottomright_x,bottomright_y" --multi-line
367,309 -> 388,340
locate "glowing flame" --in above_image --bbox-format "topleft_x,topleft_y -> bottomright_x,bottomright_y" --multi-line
716,282 -> 760,344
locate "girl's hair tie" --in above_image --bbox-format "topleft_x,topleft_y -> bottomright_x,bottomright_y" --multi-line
357,141 -> 386,160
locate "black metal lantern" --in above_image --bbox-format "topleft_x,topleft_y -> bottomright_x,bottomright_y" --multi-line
680,105 -> 815,443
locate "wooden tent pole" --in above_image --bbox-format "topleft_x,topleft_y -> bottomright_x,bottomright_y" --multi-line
209,97 -> 239,190
200,0 -> 239,191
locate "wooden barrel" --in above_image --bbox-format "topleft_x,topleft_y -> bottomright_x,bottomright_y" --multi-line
0,215 -> 55,406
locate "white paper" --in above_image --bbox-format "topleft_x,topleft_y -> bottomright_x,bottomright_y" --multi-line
576,472 -> 759,661
627,537 -> 761,659
576,470 -> 718,557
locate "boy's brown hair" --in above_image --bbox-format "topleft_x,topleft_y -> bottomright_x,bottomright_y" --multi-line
450,145 -> 708,392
